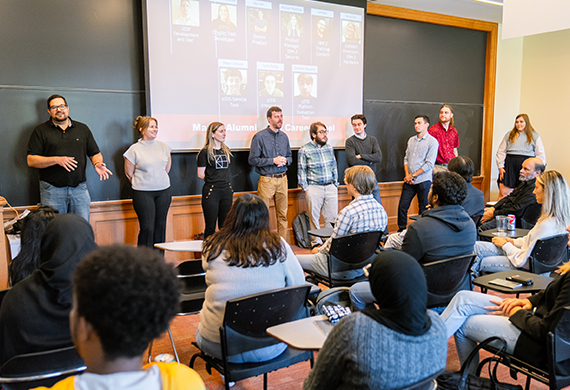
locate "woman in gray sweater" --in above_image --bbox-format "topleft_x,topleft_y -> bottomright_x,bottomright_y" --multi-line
304,251 -> 447,390
196,193 -> 305,363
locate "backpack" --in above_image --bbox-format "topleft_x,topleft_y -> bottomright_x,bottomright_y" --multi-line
292,211 -> 311,249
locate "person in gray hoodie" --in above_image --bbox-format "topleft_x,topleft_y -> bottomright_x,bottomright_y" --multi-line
350,171 -> 476,310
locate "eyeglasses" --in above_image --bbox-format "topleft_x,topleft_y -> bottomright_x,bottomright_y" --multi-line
49,104 -> 68,111
317,130 -> 328,135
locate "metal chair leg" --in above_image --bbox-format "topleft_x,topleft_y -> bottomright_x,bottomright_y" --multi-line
167,326 -> 180,363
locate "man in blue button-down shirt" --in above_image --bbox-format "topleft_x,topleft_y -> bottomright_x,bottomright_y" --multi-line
248,106 -> 292,238
298,122 -> 338,248
397,115 -> 439,231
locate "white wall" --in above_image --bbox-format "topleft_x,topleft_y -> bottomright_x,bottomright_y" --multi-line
491,28 -> 570,200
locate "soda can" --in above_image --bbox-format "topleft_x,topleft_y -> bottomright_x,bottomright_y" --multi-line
507,214 -> 516,231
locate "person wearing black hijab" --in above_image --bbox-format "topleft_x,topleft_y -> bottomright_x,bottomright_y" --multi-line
0,214 -> 97,365
303,250 -> 447,390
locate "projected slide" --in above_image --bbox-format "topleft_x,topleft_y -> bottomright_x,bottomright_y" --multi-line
145,0 -> 365,150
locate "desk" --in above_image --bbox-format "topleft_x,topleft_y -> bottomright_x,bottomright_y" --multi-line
267,315 -> 333,351
308,227 -> 333,239
473,270 -> 553,295
154,240 -> 203,253
478,228 -> 529,239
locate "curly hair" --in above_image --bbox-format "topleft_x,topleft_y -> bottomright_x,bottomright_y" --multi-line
431,171 -> 467,206
73,245 -> 181,360
202,193 -> 285,267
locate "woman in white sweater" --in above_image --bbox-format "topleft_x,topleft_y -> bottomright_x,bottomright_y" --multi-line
472,170 -> 570,276
196,193 -> 305,363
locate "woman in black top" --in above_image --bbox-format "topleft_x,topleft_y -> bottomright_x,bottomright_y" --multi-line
197,122 -> 233,238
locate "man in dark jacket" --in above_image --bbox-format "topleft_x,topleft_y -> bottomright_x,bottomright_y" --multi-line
479,157 -> 545,231
448,156 -> 484,218
401,171 -> 477,264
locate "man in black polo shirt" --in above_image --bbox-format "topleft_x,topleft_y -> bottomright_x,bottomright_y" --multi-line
248,106 -> 292,238
27,94 -> 112,222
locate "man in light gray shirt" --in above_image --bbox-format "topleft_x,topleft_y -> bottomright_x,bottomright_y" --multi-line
397,115 -> 438,231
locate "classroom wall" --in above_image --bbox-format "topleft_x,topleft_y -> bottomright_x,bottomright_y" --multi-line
491,28 -> 570,200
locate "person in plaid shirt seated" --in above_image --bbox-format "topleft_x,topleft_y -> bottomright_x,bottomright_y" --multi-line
297,165 -> 387,280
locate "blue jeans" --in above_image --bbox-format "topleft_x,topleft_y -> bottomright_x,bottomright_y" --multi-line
472,241 -> 518,277
196,330 -> 287,363
440,291 -> 521,374
39,180 -> 91,222
349,281 -> 375,310
397,181 -> 431,231
372,184 -> 382,206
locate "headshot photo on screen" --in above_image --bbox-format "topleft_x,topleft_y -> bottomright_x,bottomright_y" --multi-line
259,72 -> 284,97
221,68 -> 247,96
314,18 -> 331,41
172,0 -> 199,26
295,73 -> 316,98
342,20 -> 361,43
211,3 -> 236,31
249,9 -> 269,33
283,13 -> 303,38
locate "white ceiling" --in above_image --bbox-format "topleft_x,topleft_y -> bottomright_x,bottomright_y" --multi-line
367,0 -> 503,24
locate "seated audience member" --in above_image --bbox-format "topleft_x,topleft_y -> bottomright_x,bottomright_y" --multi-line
9,205 -> 58,285
34,245 -> 205,389
472,170 -> 570,276
197,193 -> 305,363
479,157 -> 544,230
448,156 -> 485,218
0,214 -> 97,365
442,224 -> 570,375
297,166 -> 388,280
350,171 -> 476,310
304,251 -> 447,389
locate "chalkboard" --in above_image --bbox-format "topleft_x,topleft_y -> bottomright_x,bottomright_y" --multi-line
0,1 -> 488,207
362,15 -> 487,182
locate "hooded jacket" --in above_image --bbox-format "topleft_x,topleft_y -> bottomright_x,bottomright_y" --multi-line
401,205 -> 477,264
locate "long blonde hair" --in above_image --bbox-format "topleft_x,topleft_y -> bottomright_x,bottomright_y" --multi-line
535,171 -> 570,229
202,122 -> 232,163
508,113 -> 535,145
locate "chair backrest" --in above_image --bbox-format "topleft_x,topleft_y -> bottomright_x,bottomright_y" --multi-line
422,254 -> 476,308
547,307 -> 570,380
471,214 -> 482,227
528,234 -> 569,275
176,260 -> 207,315
520,203 -> 542,228
0,346 -> 85,390
329,230 -> 382,274
221,285 -> 310,356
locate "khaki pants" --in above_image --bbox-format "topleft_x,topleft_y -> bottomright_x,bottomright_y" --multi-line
306,184 -> 338,246
257,175 -> 288,238
433,164 -> 448,174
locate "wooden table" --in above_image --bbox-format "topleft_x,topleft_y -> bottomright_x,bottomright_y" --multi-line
473,270 -> 553,295
308,227 -> 333,239
267,315 -> 334,351
478,228 -> 530,239
154,240 -> 203,252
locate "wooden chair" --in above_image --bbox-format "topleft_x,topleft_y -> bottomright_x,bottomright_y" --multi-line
189,285 -> 314,390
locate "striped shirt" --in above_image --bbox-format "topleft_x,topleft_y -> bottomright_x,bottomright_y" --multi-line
297,141 -> 338,191
320,194 -> 387,255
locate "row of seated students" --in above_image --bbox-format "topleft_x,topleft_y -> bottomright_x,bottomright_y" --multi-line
1,163 -> 569,389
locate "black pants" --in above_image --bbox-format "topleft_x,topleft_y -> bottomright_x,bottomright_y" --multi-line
397,181 -> 431,230
202,182 -> 233,238
132,187 -> 171,248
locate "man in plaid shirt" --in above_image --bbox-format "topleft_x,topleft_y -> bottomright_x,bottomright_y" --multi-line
297,166 -> 387,280
298,122 -> 339,248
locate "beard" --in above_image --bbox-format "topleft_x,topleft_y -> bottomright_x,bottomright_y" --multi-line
314,137 -> 327,146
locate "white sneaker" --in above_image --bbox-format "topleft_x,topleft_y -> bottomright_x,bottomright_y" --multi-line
220,374 -> 235,387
